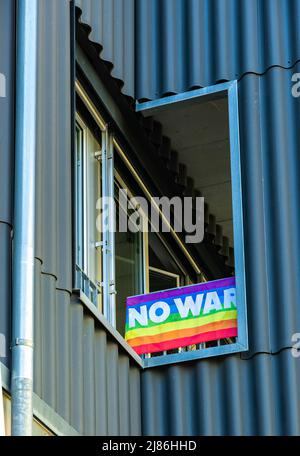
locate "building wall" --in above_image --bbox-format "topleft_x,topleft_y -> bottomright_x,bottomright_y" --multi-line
135,0 -> 300,435
1,0 -> 300,436
142,350 -> 300,436
33,0 -> 141,436
141,60 -> 300,435
135,0 -> 300,101
77,0 -> 300,434
76,0 -> 135,97
0,0 -> 141,436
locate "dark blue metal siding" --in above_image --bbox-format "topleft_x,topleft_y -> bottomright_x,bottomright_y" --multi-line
142,64 -> 300,435
239,65 -> 300,357
75,0 -> 135,97
136,0 -> 300,101
134,1 -> 300,435
142,349 -> 300,436
1,0 -> 299,437
32,0 -> 142,435
125,0 -> 300,435
60,0 -> 300,435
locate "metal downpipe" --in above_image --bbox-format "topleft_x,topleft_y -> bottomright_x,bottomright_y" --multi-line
11,0 -> 38,436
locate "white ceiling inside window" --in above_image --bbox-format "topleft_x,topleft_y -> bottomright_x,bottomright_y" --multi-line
142,96 -> 233,248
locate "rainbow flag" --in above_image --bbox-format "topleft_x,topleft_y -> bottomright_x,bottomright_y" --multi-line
125,277 -> 237,355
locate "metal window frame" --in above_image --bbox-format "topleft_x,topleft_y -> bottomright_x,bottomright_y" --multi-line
101,129 -> 116,324
137,80 -> 249,368
75,112 -> 115,322
75,106 -> 149,330
75,114 -> 103,309
75,125 -> 83,269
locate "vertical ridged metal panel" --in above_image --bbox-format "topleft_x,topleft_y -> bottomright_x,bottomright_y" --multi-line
135,8 -> 300,435
136,0 -> 300,101
75,0 -> 135,97
82,315 -> 96,435
0,0 -> 14,225
142,350 -> 300,436
56,289 -> 71,421
34,283 -> 142,435
35,0 -> 72,291
2,0 -> 300,437
0,0 -> 15,368
239,65 -> 300,357
31,0 -> 141,436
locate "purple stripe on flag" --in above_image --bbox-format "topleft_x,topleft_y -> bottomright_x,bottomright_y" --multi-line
126,277 -> 235,306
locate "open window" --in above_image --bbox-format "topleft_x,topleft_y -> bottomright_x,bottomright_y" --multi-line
74,74 -> 247,366
135,81 -> 248,366
74,111 -> 147,334
75,117 -> 102,310
74,90 -> 197,343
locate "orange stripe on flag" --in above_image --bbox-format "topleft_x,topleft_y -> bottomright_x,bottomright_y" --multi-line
133,327 -> 238,355
128,318 -> 237,348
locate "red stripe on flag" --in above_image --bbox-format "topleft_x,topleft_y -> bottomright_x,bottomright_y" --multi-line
132,327 -> 238,355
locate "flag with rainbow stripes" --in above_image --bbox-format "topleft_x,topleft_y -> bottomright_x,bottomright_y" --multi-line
125,277 -> 237,355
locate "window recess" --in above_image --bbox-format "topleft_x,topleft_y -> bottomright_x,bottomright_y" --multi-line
135,81 -> 248,367
75,77 -> 247,367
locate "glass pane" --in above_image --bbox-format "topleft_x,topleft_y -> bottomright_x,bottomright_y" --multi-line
85,129 -> 102,310
148,231 -> 185,290
149,268 -> 179,292
115,231 -> 143,335
115,182 -> 144,335
85,131 -> 101,278
75,120 -> 102,310
75,126 -> 84,270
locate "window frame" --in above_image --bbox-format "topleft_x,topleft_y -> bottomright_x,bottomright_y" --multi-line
74,106 -> 149,331
136,80 -> 249,367
75,115 -> 103,310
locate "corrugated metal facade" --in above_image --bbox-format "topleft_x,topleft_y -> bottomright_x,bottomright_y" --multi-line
142,350 -> 300,436
34,274 -> 141,436
33,0 -> 141,436
134,0 -> 300,435
0,0 -> 141,436
1,0 -> 300,437
75,0 -> 135,97
136,0 -> 300,100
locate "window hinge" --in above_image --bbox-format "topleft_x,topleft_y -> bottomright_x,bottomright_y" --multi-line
109,280 -> 117,295
94,150 -> 102,161
95,241 -> 103,248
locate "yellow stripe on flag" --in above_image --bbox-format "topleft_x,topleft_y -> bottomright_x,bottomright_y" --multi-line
125,309 -> 237,341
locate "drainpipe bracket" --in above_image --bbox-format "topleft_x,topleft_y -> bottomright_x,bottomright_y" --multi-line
12,338 -> 34,349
